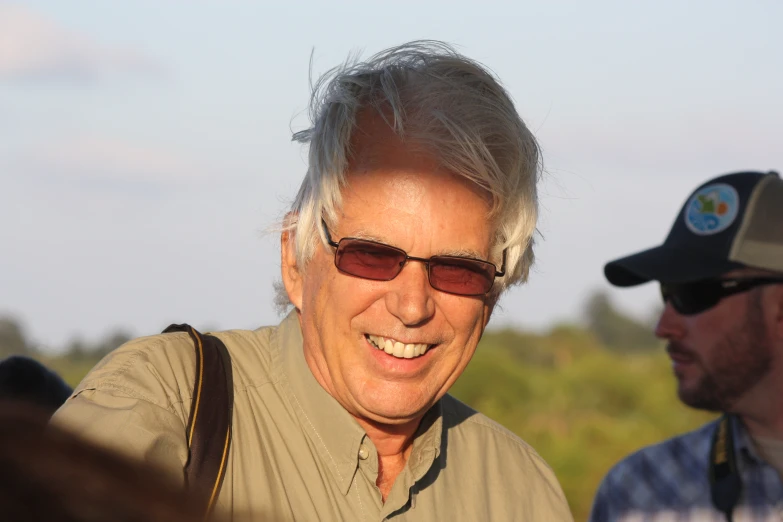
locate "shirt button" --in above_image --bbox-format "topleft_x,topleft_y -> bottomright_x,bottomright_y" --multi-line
358,445 -> 370,460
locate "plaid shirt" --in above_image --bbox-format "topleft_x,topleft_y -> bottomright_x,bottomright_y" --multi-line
589,419 -> 783,521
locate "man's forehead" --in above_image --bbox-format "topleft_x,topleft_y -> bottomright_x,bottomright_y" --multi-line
338,228 -> 488,261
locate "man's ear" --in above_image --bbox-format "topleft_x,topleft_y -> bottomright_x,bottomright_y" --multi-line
482,295 -> 498,330
771,284 -> 783,341
281,229 -> 303,311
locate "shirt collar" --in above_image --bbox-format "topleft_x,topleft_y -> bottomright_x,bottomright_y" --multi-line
400,402 -> 443,487
379,403 -> 443,518
733,416 -> 766,465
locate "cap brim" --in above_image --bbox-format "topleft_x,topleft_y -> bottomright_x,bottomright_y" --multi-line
604,245 -> 745,287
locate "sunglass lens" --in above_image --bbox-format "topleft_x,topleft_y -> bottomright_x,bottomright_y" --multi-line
429,257 -> 495,296
660,281 -> 720,315
335,240 -> 406,280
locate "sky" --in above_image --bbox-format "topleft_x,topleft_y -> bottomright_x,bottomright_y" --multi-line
1,0 -> 781,351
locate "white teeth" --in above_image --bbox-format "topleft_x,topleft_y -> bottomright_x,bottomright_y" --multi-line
366,334 -> 430,360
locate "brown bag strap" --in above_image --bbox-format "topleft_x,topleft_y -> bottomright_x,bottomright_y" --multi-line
163,324 -> 234,517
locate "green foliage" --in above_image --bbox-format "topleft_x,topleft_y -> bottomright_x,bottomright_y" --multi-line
36,356 -> 101,388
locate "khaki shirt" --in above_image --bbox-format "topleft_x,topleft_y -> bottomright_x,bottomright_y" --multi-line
53,313 -> 573,521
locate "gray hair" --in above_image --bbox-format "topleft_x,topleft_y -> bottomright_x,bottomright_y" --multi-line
280,40 -> 541,306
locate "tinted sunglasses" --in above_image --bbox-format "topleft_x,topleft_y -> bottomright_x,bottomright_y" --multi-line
660,277 -> 783,316
322,220 -> 505,297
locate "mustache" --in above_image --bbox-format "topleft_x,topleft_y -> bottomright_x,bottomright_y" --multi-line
666,342 -> 698,360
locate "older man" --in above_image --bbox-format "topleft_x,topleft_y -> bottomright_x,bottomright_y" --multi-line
590,171 -> 783,521
53,41 -> 572,521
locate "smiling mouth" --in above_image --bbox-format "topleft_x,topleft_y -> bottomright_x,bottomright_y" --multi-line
365,334 -> 432,359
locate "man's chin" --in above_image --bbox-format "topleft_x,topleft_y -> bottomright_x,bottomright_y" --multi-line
356,401 -> 435,428
677,385 -> 724,412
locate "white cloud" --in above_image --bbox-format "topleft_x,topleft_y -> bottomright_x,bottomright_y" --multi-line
17,135 -> 211,185
0,4 -> 163,82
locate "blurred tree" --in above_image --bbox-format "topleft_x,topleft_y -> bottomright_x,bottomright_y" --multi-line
584,290 -> 660,352
0,316 -> 32,357
93,330 -> 133,358
64,330 -> 132,360
64,338 -> 90,361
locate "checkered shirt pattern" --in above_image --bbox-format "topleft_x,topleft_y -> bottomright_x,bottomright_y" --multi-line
589,419 -> 783,522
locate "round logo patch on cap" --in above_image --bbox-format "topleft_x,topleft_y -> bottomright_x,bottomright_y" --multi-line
684,183 -> 740,235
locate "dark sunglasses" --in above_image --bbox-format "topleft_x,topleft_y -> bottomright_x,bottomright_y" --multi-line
660,277 -> 783,316
321,219 -> 505,297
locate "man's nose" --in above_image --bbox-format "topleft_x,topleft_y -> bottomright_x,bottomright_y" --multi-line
654,301 -> 686,341
384,261 -> 436,327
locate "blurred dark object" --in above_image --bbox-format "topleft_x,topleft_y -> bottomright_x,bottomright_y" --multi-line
0,355 -> 73,414
0,402 -> 216,522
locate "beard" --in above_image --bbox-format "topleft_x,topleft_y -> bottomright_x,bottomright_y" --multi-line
668,291 -> 773,412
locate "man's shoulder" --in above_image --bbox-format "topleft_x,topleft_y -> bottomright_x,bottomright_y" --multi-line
209,326 -> 279,388
442,394 -> 526,443
440,393 -> 553,470
602,420 -> 718,483
439,394 -> 573,519
589,420 -> 721,520
74,323 -> 280,407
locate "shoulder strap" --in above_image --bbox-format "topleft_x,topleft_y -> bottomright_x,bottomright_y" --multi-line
709,414 -> 742,522
163,324 -> 234,517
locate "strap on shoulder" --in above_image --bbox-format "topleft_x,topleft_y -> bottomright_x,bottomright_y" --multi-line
709,414 -> 742,522
163,323 -> 234,517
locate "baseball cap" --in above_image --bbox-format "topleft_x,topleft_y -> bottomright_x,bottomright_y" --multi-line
605,170 -> 783,287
